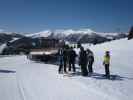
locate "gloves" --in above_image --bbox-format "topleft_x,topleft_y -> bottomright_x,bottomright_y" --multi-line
103,61 -> 105,65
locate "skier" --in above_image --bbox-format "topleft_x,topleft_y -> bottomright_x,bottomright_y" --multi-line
68,47 -> 77,72
62,45 -> 69,73
103,51 -> 110,78
58,48 -> 64,73
86,49 -> 94,74
79,46 -> 88,76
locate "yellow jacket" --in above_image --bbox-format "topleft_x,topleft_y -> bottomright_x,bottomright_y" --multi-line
103,55 -> 110,64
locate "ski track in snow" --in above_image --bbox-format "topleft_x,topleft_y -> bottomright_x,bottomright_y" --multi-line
0,56 -> 24,100
17,60 -> 113,100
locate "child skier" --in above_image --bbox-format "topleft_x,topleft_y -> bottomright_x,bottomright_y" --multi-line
103,51 -> 110,78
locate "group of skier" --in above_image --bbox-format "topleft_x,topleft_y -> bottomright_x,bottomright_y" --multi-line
58,45 -> 77,73
58,44 -> 111,78
78,46 -> 94,76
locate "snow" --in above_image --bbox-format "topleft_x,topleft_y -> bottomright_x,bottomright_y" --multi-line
26,30 -> 52,38
26,28 -> 127,41
26,28 -> 97,38
0,56 -> 24,100
24,28 -> 128,41
30,51 -> 44,55
30,50 -> 58,55
79,38 -> 133,100
54,28 -> 95,36
0,43 -> 7,54
9,38 -> 19,43
97,32 -> 119,37
0,38 -> 133,100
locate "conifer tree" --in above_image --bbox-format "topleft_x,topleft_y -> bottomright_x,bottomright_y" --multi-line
128,26 -> 133,40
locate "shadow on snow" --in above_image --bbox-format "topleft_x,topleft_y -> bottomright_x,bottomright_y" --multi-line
0,69 -> 16,73
67,72 -> 133,81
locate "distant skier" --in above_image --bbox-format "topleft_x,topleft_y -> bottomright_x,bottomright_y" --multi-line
79,46 -> 88,76
68,47 -> 77,72
103,51 -> 110,78
86,49 -> 94,74
58,48 -> 64,74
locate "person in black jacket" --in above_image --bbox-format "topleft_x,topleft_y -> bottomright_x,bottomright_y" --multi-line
79,46 -> 88,76
62,45 -> 69,73
86,49 -> 94,74
58,48 -> 64,73
58,45 -> 69,73
68,47 -> 77,72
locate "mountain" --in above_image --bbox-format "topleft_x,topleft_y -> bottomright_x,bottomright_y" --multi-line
0,29 -> 127,55
26,30 -> 52,38
0,29 -> 127,44
28,29 -> 127,44
0,32 -> 25,44
0,33 -> 13,44
0,32 -> 27,54
2,37 -> 38,55
27,29 -> 95,38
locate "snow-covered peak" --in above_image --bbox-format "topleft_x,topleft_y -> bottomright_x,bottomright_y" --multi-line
54,28 -> 95,36
97,32 -> 120,37
26,30 -> 52,38
25,28 -> 127,43
28,28 -> 96,38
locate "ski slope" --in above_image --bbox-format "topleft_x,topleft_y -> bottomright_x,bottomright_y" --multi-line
0,56 -> 23,100
0,38 -> 133,100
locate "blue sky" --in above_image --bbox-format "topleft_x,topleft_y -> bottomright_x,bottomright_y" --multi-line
0,0 -> 132,33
